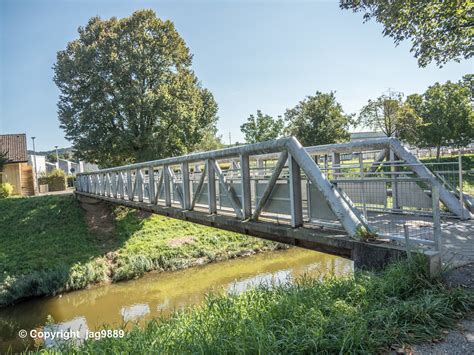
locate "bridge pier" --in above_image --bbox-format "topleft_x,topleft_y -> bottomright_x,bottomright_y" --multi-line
75,192 -> 441,277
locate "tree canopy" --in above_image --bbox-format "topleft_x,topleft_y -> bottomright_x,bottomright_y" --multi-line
358,91 -> 421,143
0,151 -> 8,172
285,92 -> 352,146
240,110 -> 284,143
340,0 -> 474,67
54,10 -> 218,167
407,80 -> 474,159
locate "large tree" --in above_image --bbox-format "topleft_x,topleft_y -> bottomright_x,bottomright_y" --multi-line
358,91 -> 421,143
240,110 -> 284,143
340,0 -> 474,67
285,92 -> 352,146
54,10 -> 218,167
408,80 -> 474,159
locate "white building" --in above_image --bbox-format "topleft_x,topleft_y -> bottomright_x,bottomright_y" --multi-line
28,154 -> 47,174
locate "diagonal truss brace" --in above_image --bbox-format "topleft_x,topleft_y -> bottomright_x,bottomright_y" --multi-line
209,160 -> 243,219
252,151 -> 288,220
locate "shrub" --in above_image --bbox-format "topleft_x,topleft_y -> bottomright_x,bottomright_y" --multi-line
0,182 -> 13,198
38,169 -> 67,192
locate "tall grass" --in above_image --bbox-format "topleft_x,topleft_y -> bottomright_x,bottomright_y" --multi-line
56,258 -> 473,354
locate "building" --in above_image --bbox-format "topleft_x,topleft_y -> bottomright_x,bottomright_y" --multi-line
28,154 -> 47,174
350,131 -> 387,142
0,134 -> 35,196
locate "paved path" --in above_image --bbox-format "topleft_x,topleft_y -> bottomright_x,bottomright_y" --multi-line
442,219 -> 474,267
411,263 -> 474,355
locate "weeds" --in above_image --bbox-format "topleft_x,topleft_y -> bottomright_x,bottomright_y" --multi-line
54,258 -> 473,354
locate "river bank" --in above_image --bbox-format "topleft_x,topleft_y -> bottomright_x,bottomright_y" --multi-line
54,258 -> 473,354
0,194 -> 282,307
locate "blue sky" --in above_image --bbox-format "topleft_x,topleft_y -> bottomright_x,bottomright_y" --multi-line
1,0 -> 472,151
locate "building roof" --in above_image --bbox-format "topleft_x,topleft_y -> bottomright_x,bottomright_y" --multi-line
350,131 -> 387,141
0,134 -> 28,163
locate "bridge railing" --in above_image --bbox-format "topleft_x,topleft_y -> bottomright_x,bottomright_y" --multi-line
75,137 -> 370,237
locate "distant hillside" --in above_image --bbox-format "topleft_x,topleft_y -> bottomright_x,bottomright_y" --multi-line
27,147 -> 74,156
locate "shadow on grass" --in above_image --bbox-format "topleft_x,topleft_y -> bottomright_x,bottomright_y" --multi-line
0,194 -> 143,307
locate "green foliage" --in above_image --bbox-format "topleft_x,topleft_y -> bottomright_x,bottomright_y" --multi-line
408,80 -> 474,159
59,258 -> 473,354
38,169 -> 67,192
240,110 -> 284,143
54,10 -> 218,167
0,195 -> 279,306
0,151 -> 8,172
358,91 -> 422,143
0,183 -> 13,198
46,152 -> 71,163
340,0 -> 474,67
285,91 -> 352,146
192,130 -> 225,152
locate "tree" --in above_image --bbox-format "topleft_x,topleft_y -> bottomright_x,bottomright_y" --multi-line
408,80 -> 474,159
0,151 -> 8,172
240,110 -> 284,143
340,0 -> 474,67
284,92 -> 352,146
193,130 -> 224,152
358,91 -> 421,143
54,10 -> 218,167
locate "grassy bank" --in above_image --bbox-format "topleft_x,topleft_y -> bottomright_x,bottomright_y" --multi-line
55,259 -> 473,354
0,195 -> 280,307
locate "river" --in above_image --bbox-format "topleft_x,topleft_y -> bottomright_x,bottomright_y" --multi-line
0,247 -> 352,351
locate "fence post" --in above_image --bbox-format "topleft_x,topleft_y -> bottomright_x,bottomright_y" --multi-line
432,184 -> 442,253
403,224 -> 412,261
458,150 -> 464,219
359,153 -> 367,219
390,149 -> 399,209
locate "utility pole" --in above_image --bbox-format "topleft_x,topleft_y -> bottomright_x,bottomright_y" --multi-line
31,137 -> 38,194
229,132 -> 232,146
54,145 -> 59,169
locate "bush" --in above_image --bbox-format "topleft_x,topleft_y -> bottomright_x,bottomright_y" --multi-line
0,182 -> 13,198
38,169 -> 67,192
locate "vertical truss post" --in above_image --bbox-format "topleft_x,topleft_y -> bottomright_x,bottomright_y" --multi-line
240,154 -> 252,219
390,149 -> 399,209
137,169 -> 144,202
332,152 -> 341,180
358,153 -> 367,219
164,165 -> 171,207
289,154 -> 303,228
432,184 -> 442,253
112,173 -> 118,198
148,166 -> 156,204
206,159 -> 217,214
127,170 -> 133,201
182,162 -> 191,210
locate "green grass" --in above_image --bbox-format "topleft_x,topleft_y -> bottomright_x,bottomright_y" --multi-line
53,258 -> 473,354
0,195 -> 280,306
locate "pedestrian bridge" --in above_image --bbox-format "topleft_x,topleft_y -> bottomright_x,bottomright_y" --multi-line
75,137 -> 470,271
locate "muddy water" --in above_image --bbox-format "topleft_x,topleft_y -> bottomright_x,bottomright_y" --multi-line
0,248 -> 352,351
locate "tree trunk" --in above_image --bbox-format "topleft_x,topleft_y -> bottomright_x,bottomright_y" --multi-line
436,145 -> 441,161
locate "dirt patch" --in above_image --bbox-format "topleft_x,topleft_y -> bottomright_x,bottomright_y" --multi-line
168,236 -> 195,248
80,200 -> 116,241
136,210 -> 153,220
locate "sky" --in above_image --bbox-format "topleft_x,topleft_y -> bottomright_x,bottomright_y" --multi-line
0,0 -> 472,151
